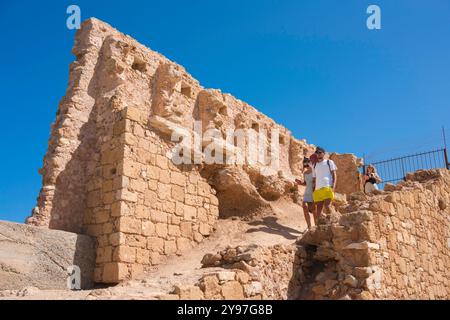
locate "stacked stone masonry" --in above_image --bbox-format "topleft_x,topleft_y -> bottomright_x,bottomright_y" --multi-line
180,244 -> 302,300
298,169 -> 450,299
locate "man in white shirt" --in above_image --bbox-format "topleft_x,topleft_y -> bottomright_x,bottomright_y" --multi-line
312,147 -> 337,221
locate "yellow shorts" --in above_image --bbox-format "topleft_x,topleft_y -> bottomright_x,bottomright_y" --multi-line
313,187 -> 335,203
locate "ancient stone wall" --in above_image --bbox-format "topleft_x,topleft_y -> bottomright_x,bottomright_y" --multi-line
298,169 -> 450,299
84,105 -> 221,283
16,16 -> 449,296
27,18 -> 321,283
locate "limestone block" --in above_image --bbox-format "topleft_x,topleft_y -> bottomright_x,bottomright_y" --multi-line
199,275 -> 222,299
217,271 -> 236,283
0,221 -> 95,290
243,281 -> 263,297
102,262 -> 129,283
221,281 -> 244,300
113,246 -> 136,263
174,285 -> 204,300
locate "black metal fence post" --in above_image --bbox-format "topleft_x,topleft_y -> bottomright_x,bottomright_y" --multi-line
443,127 -> 449,170
445,147 -> 450,170
367,148 -> 448,189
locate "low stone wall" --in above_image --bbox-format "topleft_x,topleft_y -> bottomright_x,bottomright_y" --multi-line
297,169 -> 450,299
169,244 -> 304,300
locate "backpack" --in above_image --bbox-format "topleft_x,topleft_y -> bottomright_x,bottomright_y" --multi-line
313,160 -> 332,172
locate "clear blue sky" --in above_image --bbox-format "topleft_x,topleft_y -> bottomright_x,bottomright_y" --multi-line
1,1 -> 449,223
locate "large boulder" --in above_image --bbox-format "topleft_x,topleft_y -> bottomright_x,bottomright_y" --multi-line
209,167 -> 269,218
0,221 -> 95,290
329,153 -> 363,195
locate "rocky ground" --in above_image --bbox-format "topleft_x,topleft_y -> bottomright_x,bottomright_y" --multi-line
0,198 -> 307,300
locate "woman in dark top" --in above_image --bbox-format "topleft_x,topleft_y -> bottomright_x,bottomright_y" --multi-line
363,164 -> 382,193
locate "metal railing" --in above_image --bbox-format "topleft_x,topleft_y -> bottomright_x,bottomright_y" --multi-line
363,148 -> 449,189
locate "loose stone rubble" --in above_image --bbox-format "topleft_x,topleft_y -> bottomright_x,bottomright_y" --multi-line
171,243 -> 302,300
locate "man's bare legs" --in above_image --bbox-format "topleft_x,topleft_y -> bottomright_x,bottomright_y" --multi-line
324,198 -> 333,214
315,198 -> 333,222
315,201 -> 324,222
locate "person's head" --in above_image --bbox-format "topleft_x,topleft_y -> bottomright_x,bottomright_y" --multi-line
315,147 -> 326,161
309,152 -> 318,165
303,157 -> 311,169
366,165 -> 376,174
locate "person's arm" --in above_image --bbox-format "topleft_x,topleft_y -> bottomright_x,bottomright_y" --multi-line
312,168 -> 316,190
329,160 -> 338,191
375,173 -> 382,183
331,170 -> 337,191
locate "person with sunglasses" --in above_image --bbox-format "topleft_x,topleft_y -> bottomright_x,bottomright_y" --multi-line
363,164 -> 382,193
312,147 -> 337,220
295,157 -> 316,229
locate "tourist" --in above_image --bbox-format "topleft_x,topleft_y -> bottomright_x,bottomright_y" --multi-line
295,158 -> 316,229
312,147 -> 337,220
363,164 -> 382,193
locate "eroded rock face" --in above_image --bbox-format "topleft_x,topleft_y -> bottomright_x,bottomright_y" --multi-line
196,89 -> 230,136
151,63 -> 188,124
208,167 -> 269,218
0,221 -> 95,290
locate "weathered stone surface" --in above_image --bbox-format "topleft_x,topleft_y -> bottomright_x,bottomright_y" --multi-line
217,271 -> 236,283
198,275 -> 221,299
201,253 -> 223,267
343,275 -> 358,288
243,281 -> 263,297
221,281 -> 244,300
173,285 -> 204,300
209,167 -> 269,218
0,221 -> 95,290
329,153 -> 363,195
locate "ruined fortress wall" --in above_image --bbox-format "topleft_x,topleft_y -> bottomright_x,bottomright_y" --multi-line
27,18 -> 318,283
27,21 -> 109,232
299,169 -> 450,300
89,106 -> 220,282
368,170 -> 450,299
